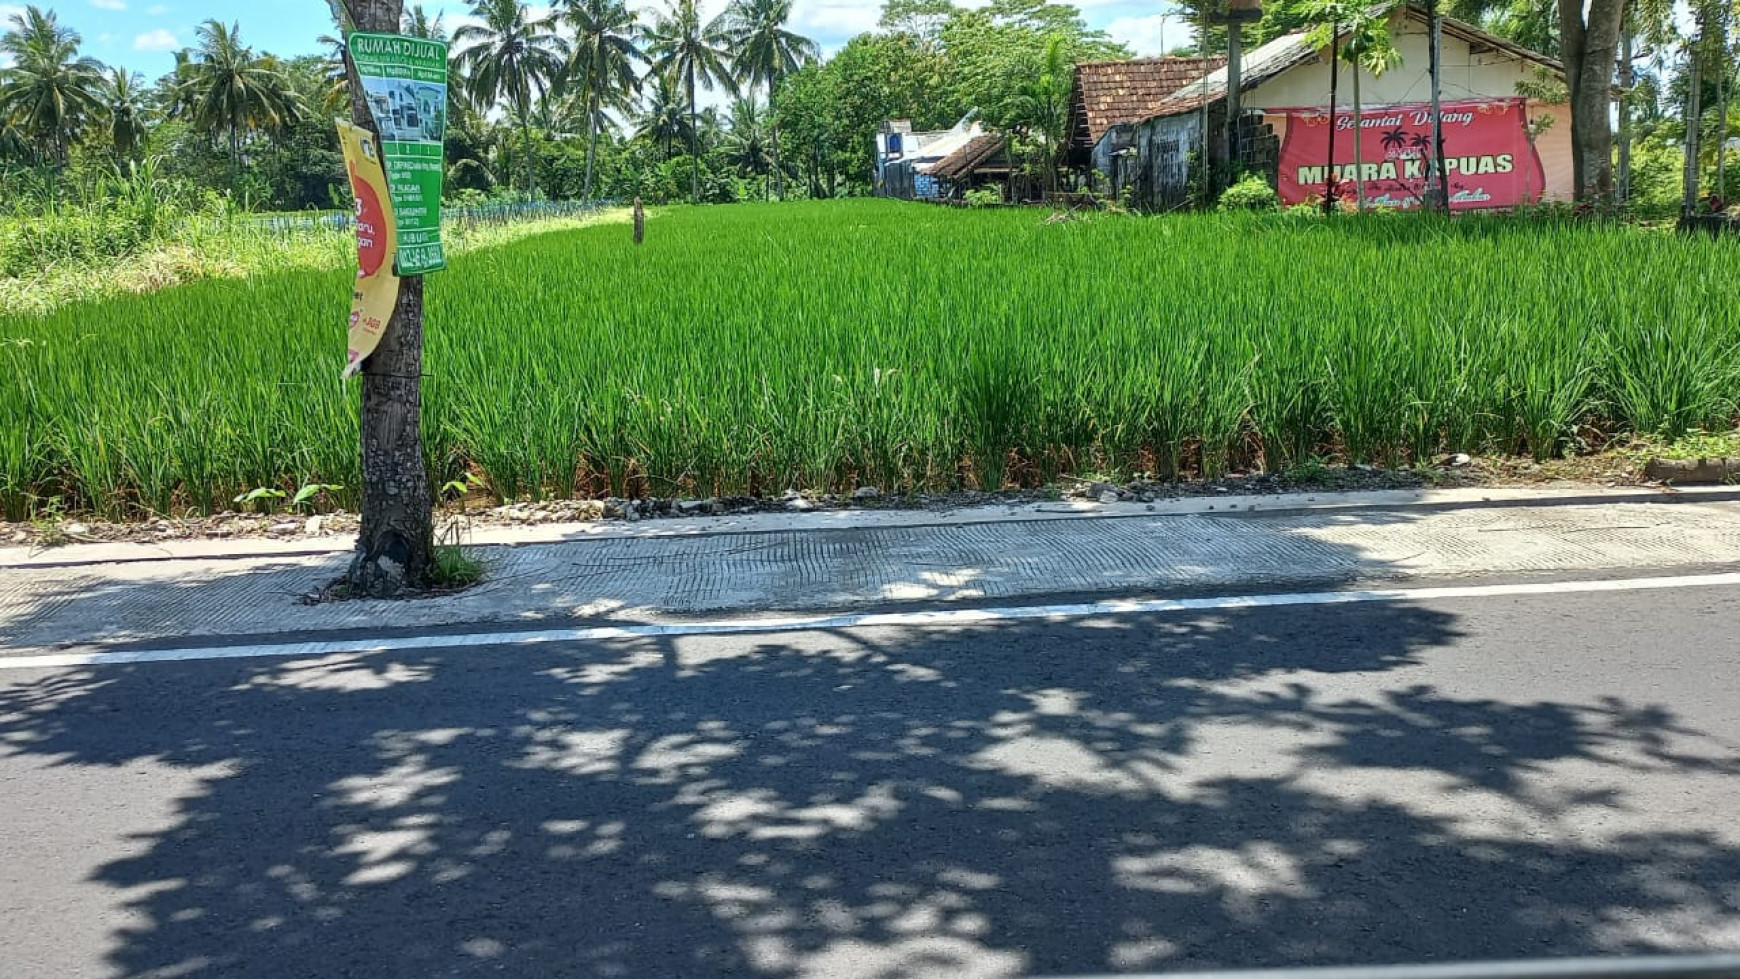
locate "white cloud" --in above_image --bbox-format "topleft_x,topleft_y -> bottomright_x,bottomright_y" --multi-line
133,28 -> 180,52
790,0 -> 880,42
92,0 -> 128,11
0,4 -> 16,66
146,3 -> 169,13
1105,13 -> 1187,57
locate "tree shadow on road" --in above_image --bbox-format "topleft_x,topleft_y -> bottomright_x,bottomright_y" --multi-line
3,598 -> 1740,978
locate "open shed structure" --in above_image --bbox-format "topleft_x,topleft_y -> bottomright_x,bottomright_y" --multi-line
1095,3 -> 1573,210
1066,56 -> 1225,193
877,122 -> 1013,202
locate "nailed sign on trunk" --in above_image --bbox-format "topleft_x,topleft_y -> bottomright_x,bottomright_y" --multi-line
348,32 -> 449,275
336,119 -> 400,377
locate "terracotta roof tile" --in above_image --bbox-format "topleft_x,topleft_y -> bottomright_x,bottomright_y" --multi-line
1070,56 -> 1226,147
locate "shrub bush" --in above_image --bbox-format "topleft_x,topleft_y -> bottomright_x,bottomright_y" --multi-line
0,206 -> 160,277
1218,174 -> 1280,211
964,187 -> 1003,208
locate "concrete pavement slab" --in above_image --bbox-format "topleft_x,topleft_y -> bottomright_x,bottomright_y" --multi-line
4,497 -> 1740,655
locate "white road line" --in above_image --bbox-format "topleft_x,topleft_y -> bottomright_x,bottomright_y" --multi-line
5,571 -> 1739,672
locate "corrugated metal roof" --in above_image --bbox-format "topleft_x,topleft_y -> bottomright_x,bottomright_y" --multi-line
924,134 -> 1009,180
1145,31 -> 1322,120
911,124 -> 987,165
1140,2 -> 1564,123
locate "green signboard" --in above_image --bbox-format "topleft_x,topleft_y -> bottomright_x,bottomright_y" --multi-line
347,31 -> 449,275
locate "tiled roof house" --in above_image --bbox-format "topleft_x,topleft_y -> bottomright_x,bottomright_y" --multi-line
1067,56 -> 1225,170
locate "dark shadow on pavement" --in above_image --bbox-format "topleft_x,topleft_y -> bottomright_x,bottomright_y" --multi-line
3,594 -> 1740,978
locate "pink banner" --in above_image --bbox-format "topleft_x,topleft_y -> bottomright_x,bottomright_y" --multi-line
1271,98 -> 1548,210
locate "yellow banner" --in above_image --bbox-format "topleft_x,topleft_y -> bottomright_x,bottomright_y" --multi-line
336,120 -> 401,378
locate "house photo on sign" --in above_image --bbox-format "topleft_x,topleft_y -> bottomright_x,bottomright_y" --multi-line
347,31 -> 449,274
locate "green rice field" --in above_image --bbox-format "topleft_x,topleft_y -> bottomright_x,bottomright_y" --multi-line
4,199 -> 1739,519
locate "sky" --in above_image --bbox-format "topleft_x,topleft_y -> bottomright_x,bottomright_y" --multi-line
0,1 -> 1193,78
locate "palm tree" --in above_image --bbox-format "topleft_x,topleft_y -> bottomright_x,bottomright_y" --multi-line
287,52 -> 348,121
454,0 -> 566,197
310,32 -> 354,116
0,5 -> 106,165
560,0 -> 643,199
1304,0 -> 1401,207
719,0 -> 816,200
0,118 -> 27,163
402,5 -> 449,41
171,20 -> 302,187
724,96 -> 773,198
1013,32 -> 1072,194
98,67 -> 148,161
645,0 -> 737,203
636,71 -> 691,159
445,96 -> 500,193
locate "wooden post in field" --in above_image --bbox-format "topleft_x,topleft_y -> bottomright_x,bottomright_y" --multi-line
633,197 -> 645,245
334,0 -> 435,596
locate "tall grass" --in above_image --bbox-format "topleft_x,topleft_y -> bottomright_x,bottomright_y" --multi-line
3,200 -> 1738,519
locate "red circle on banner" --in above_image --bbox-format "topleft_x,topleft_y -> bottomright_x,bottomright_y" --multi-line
351,162 -> 388,278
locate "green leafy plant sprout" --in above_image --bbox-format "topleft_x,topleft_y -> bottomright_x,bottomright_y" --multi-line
233,487 -> 288,512
292,483 -> 344,512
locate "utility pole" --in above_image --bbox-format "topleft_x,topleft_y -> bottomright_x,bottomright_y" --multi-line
1221,0 -> 1263,194
1199,2 -> 1211,202
333,0 -> 436,597
1427,0 -> 1450,213
1225,24 -> 1243,190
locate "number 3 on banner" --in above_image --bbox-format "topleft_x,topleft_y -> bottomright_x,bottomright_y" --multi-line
336,119 -> 402,378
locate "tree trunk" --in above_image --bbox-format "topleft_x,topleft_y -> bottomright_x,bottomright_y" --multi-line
1326,25 -> 1339,215
339,0 -> 434,597
1618,28 -> 1633,205
1352,65 -> 1366,207
688,65 -> 700,204
1428,1 -> 1450,213
772,117 -> 784,200
1685,27 -> 1704,218
521,107 -> 537,198
1559,0 -> 1626,203
1718,19 -> 1730,202
584,91 -> 599,199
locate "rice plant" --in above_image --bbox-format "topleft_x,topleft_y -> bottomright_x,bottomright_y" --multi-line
2,199 -> 1738,520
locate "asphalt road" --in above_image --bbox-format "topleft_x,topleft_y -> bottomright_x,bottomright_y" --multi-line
3,582 -> 1740,979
